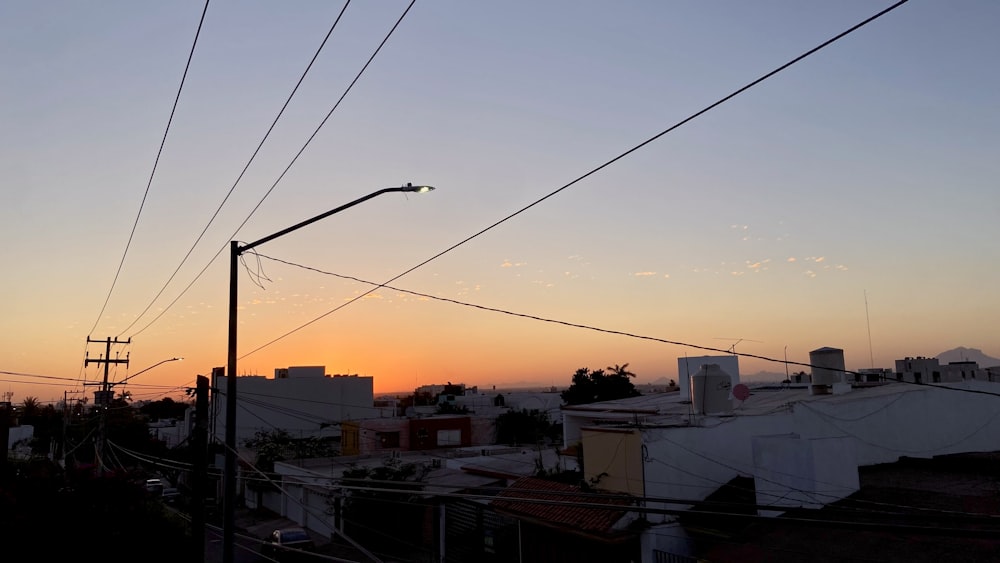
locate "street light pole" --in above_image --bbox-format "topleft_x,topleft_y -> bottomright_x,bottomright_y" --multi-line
84,355 -> 183,472
222,183 -> 434,563
115,357 -> 184,388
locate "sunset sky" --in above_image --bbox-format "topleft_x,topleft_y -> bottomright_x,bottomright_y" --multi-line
3,1 -> 998,405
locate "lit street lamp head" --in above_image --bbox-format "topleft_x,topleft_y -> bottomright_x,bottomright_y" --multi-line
402,182 -> 434,193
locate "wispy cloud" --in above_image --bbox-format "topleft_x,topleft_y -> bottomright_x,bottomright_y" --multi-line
633,271 -> 657,277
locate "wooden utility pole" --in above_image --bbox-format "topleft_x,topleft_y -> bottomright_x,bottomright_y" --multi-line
0,398 -> 10,476
60,389 -> 84,467
84,336 -> 130,471
191,375 -> 209,563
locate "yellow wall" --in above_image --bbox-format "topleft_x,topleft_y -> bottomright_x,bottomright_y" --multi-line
582,428 -> 644,496
341,421 -> 360,456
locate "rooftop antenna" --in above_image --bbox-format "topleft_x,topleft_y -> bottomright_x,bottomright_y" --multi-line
784,345 -> 790,383
864,290 -> 875,369
714,337 -> 763,355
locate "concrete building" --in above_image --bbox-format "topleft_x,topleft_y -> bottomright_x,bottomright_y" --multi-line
267,446 -> 567,546
211,366 -> 377,446
148,408 -> 194,449
941,360 -> 987,382
562,373 -> 1000,562
894,356 -> 941,383
340,414 -> 495,455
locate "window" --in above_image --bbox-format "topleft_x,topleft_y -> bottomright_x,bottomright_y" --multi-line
437,428 -> 461,446
377,431 -> 400,449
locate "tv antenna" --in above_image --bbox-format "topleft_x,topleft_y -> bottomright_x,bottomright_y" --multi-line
714,337 -> 763,355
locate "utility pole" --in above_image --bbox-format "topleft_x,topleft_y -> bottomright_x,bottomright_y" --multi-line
191,375 -> 209,563
0,397 -> 11,476
84,336 -> 130,472
60,389 -> 84,467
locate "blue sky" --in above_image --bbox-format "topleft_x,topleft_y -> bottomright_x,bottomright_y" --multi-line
2,1 -> 998,401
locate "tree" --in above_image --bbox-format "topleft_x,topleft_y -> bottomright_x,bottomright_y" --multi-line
243,429 -> 337,472
495,409 -> 558,445
138,397 -> 190,421
0,458 -> 190,562
561,363 -> 641,405
21,402 -> 60,456
19,396 -> 41,419
338,458 -> 431,560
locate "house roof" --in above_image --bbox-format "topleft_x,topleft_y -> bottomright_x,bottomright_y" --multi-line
491,476 -> 637,538
561,379 -> 983,427
694,452 -> 1000,562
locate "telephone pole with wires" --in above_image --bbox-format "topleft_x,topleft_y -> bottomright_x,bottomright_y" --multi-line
84,336 -> 130,472
0,395 -> 11,476
60,389 -> 84,466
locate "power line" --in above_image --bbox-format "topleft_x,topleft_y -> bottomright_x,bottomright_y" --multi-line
0,369 -> 90,383
246,254 -> 1000,403
111,422 -> 1000,529
239,0 -> 912,360
119,0 -> 353,337
127,0 -> 417,339
88,0 -> 211,336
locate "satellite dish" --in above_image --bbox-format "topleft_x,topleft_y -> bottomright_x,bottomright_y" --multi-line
733,383 -> 751,402
404,406 -> 416,418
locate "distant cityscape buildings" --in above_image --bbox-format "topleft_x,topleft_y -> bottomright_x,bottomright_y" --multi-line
10,346 -> 998,562
210,365 -> 377,446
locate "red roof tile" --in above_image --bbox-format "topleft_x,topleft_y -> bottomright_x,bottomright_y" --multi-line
491,477 -> 635,536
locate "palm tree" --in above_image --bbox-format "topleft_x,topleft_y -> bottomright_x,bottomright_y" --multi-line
20,396 -> 41,419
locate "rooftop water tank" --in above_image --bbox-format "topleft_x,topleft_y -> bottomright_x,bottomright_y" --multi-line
692,364 -> 733,415
810,347 -> 846,394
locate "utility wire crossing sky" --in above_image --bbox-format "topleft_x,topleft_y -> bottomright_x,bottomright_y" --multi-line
2,1 -> 998,402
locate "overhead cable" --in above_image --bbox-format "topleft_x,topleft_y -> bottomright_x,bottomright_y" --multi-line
239,0 -> 912,359
88,0 -> 212,335
120,0 -> 353,337
127,0 -> 416,339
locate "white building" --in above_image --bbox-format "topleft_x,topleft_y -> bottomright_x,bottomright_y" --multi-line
894,356 -> 941,383
148,408 -> 194,449
266,446 -> 571,538
562,374 -> 1000,562
211,366 -> 377,446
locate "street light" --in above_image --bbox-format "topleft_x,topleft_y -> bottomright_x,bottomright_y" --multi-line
86,355 -> 182,475
115,357 -> 184,388
86,356 -> 185,404
222,183 -> 434,563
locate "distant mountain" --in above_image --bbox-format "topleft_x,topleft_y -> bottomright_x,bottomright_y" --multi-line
936,347 -> 1000,367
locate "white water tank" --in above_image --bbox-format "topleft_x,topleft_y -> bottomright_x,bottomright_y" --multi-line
810,347 -> 846,394
692,364 -> 733,415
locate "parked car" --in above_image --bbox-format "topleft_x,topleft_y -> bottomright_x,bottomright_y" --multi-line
144,478 -> 164,495
161,487 -> 180,504
261,527 -> 316,561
